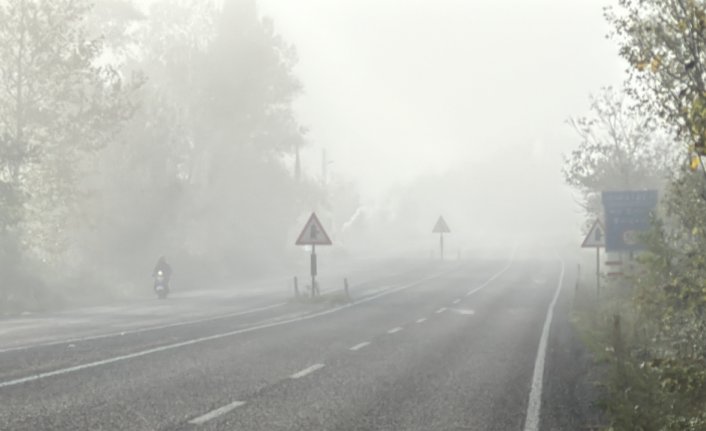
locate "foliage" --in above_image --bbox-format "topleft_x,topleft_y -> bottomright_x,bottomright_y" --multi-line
575,1 -> 706,428
0,0 -> 324,312
606,0 -> 706,156
0,0 -> 139,309
564,87 -> 672,224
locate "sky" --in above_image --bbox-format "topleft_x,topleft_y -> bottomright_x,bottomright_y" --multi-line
256,0 -> 625,204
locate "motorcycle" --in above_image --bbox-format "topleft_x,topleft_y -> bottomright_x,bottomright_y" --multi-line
154,270 -> 169,299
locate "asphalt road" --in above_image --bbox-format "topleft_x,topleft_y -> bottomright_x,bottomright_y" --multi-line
0,253 -> 576,431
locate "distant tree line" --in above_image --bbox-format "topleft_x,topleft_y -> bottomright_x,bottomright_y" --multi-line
0,0 -> 325,313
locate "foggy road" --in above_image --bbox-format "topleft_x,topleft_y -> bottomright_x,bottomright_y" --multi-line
0,256 -> 574,431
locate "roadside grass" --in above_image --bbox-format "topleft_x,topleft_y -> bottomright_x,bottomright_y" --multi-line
570,255 -> 643,431
568,253 -> 695,431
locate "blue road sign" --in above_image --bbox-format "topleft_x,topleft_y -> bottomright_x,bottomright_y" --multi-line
601,190 -> 658,252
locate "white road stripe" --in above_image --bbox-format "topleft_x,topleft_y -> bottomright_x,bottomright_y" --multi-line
466,251 -> 515,297
290,363 -> 325,379
189,401 -> 246,425
0,259 -> 515,389
416,318 -> 427,324
349,342 -> 370,351
435,307 -> 447,314
0,273 -> 447,389
453,299 -> 461,304
387,327 -> 403,334
0,302 -> 287,354
450,308 -> 475,316
523,257 -> 565,431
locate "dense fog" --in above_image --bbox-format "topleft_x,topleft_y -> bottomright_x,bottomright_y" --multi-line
0,0 -> 626,313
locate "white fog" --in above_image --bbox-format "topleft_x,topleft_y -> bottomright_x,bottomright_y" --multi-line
1,1 -> 701,430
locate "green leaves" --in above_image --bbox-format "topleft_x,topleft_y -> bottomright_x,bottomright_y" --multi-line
584,2 -> 706,427
564,87 -> 673,223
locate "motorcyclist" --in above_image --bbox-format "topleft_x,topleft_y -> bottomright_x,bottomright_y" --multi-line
152,256 -> 173,291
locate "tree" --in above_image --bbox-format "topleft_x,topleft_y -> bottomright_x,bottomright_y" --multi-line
599,2 -> 706,428
607,0 -> 706,156
83,0 -> 321,286
0,0 -> 137,304
564,87 -> 673,224
186,0 -> 309,270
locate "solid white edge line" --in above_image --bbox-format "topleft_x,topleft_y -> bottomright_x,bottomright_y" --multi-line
0,302 -> 287,354
435,307 -> 447,314
189,400 -> 246,425
349,342 -> 370,351
290,363 -> 325,379
387,327 -> 403,334
416,318 -> 427,323
0,267 -> 457,390
523,257 -> 566,431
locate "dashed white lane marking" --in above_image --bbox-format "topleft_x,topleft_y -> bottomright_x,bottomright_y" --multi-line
0,268 -> 460,390
290,363 -> 325,379
450,308 -> 475,316
349,342 -> 370,351
387,327 -> 403,334
523,257 -> 565,431
453,299 -> 461,304
435,307 -> 447,314
0,302 -> 287,354
189,401 -> 246,425
416,318 -> 427,324
466,250 -> 515,297
2,256 -> 522,390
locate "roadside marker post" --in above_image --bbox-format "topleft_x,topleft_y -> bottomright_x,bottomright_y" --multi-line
295,213 -> 332,297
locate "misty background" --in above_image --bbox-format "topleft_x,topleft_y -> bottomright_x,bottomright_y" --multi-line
256,0 -> 625,247
0,0 -> 624,313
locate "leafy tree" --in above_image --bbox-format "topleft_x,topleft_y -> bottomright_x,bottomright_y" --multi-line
598,1 -> 706,428
84,0 -> 320,286
564,87 -> 673,224
0,0 -> 137,306
607,0 -> 706,156
187,0 -> 309,270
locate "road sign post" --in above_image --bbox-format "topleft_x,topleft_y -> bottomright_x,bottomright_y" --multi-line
596,247 -> 600,298
432,216 -> 451,261
311,244 -> 317,296
582,220 -> 605,299
296,213 -> 332,297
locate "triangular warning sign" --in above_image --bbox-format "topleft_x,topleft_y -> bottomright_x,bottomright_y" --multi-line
296,212 -> 332,246
432,216 -> 450,233
581,220 -> 605,248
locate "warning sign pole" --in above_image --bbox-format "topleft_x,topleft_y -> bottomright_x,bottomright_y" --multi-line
432,216 -> 451,261
581,219 -> 605,301
311,244 -> 318,297
295,212 -> 331,298
596,247 -> 600,300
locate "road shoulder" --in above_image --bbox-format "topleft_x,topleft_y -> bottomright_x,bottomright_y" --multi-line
541,264 -> 607,430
